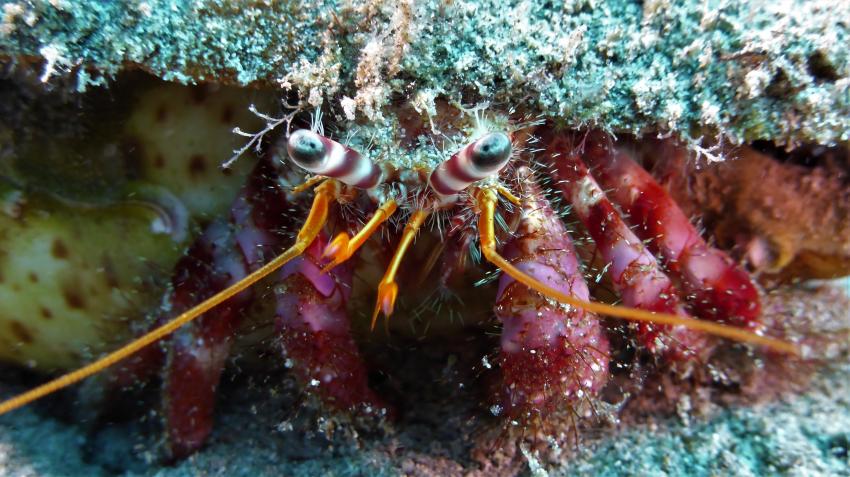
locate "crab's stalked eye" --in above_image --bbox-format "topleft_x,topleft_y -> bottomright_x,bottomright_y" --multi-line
286,129 -> 384,190
469,132 -> 512,172
287,129 -> 327,169
428,131 -> 514,196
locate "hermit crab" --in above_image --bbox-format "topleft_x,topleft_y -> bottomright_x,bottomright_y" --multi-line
1,0 -> 850,473
0,99 -> 800,461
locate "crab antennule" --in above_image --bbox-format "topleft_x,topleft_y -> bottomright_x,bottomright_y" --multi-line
474,187 -> 800,356
371,209 -> 431,330
0,180 -> 341,416
322,199 -> 399,273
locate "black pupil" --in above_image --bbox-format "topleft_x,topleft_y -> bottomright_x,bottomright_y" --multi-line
471,133 -> 511,169
292,134 -> 325,165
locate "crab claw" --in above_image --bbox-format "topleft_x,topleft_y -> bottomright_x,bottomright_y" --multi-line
321,232 -> 353,273
159,157 -> 294,460
371,280 -> 399,330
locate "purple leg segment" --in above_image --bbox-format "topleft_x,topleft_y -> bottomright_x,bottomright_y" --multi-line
495,173 -> 610,418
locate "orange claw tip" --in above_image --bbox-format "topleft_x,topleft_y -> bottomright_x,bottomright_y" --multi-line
320,233 -> 352,273
370,281 -> 399,331
322,232 -> 350,259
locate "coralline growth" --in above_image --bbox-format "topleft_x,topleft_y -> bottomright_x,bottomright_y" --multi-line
1,0 -> 848,148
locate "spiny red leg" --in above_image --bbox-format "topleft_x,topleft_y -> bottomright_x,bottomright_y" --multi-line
162,158 -> 295,459
580,134 -> 761,329
495,173 -> 610,419
547,135 -> 709,362
163,224 -> 251,459
276,234 -> 387,415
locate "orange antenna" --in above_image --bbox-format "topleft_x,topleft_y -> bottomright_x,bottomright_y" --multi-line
474,187 -> 800,357
0,180 -> 341,416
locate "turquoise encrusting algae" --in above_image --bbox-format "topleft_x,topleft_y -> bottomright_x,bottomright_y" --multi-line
1,0 -> 849,147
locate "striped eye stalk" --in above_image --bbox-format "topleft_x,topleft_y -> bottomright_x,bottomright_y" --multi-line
287,129 -> 383,190
428,132 -> 513,196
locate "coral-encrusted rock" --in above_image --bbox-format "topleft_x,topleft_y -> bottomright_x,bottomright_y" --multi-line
1,1 -> 848,146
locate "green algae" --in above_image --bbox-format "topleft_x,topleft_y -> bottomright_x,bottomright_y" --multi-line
1,0 -> 848,148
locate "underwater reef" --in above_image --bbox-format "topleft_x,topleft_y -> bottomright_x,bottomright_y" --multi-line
0,1 -> 849,476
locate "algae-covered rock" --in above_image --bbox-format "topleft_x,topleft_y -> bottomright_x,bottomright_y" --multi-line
1,0 -> 848,147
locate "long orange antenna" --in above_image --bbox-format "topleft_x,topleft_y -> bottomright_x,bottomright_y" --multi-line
322,199 -> 398,273
474,187 -> 800,356
371,209 -> 430,330
0,180 -> 341,416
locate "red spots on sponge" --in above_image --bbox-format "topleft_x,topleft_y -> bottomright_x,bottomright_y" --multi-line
51,239 -> 69,259
220,105 -> 234,124
155,104 -> 168,123
9,321 -> 33,344
63,287 -> 86,310
153,153 -> 166,169
188,154 -> 207,178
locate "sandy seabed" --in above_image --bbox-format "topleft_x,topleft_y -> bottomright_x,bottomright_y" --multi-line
1,281 -> 848,477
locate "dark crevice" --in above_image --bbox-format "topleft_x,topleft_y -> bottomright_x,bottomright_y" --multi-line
807,51 -> 842,83
750,140 -> 849,178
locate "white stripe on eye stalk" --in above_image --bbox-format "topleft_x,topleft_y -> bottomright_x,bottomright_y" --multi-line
287,129 -> 383,189
429,132 -> 513,196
